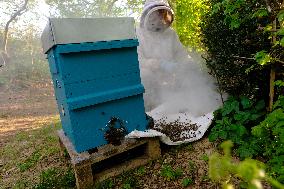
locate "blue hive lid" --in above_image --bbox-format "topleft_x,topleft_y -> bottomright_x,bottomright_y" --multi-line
41,17 -> 137,54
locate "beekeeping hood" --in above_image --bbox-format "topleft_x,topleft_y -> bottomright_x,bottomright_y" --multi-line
140,0 -> 174,32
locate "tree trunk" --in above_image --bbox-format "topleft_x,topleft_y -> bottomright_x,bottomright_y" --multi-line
1,0 -> 29,67
106,0 -> 119,16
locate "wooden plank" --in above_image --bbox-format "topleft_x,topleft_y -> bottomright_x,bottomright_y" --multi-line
94,156 -> 150,183
90,139 -> 148,164
57,130 -> 91,165
74,164 -> 94,189
58,130 -> 161,189
146,138 -> 161,159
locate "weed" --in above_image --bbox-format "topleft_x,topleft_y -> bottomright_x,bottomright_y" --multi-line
34,167 -> 75,189
201,175 -> 210,182
15,132 -> 28,141
160,165 -> 183,181
188,160 -> 196,172
14,179 -> 30,189
136,166 -> 146,176
18,150 -> 41,172
182,178 -> 194,187
96,179 -> 114,189
201,154 -> 209,162
185,144 -> 194,151
121,176 -> 138,189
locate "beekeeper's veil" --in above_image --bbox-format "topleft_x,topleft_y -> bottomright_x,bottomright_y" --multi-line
140,0 -> 174,32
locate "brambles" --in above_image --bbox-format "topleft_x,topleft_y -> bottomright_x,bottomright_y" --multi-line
201,0 -> 273,98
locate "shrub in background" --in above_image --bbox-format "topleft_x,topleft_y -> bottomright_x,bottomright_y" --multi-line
200,0 -> 273,99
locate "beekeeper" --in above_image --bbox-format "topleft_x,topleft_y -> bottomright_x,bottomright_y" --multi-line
128,0 -> 224,144
137,0 -> 193,110
137,0 -> 223,115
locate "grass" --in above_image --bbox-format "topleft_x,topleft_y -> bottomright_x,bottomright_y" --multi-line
0,116 -> 76,189
182,178 -> 194,187
160,165 -> 183,181
34,167 -> 75,189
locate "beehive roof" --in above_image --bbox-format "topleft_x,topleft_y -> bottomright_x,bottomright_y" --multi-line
41,17 -> 137,53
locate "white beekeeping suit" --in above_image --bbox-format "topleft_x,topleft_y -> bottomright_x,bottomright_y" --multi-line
137,0 -> 189,110
130,0 -> 224,144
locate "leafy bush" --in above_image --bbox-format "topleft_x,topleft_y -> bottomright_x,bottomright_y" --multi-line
252,95 -> 284,183
200,0 -> 278,98
209,96 -> 266,158
173,0 -> 210,51
210,95 -> 284,183
209,141 -> 284,189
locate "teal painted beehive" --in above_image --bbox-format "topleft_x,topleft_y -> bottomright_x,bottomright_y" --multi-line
41,18 -> 149,153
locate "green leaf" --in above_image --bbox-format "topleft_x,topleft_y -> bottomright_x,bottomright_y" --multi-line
254,51 -> 272,65
255,100 -> 265,111
277,10 -> 284,22
212,3 -> 222,14
277,28 -> 284,36
250,114 -> 262,121
264,24 -> 273,32
252,8 -> 268,18
274,80 -> 284,87
209,132 -> 218,142
230,17 -> 241,29
222,100 -> 240,116
280,37 -> 284,47
182,178 -> 194,187
219,130 -> 228,139
240,96 -> 252,109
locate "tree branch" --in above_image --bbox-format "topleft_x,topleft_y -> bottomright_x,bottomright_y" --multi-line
1,0 -> 29,67
106,0 -> 119,15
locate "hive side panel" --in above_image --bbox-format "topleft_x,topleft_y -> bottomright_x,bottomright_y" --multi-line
70,94 -> 147,153
46,50 -> 75,142
57,46 -> 141,85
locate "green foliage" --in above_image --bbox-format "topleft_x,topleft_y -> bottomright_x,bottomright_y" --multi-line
136,166 -> 146,176
210,95 -> 284,183
188,160 -> 196,173
34,167 -> 76,189
254,51 -> 271,66
121,176 -> 138,189
17,150 -> 42,172
209,141 -> 284,189
201,0 -> 284,98
209,96 -> 265,158
46,0 -> 144,18
275,80 -> 284,87
251,96 -> 284,183
201,154 -> 209,162
182,178 -> 194,187
173,0 -> 210,51
95,179 -> 114,189
160,165 -> 183,181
